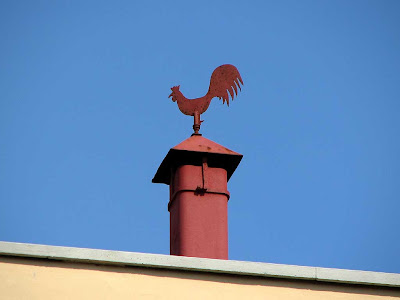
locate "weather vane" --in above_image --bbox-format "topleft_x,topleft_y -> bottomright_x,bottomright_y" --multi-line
169,64 -> 243,135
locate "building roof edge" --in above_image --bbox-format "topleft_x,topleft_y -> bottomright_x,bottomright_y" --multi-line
0,241 -> 399,288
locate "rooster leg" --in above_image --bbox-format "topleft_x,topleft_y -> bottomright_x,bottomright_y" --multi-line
193,111 -> 202,135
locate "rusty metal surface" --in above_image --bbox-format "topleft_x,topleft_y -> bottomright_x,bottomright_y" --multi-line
173,134 -> 241,156
168,163 -> 230,211
169,164 -> 229,259
152,135 -> 242,185
169,64 -> 243,134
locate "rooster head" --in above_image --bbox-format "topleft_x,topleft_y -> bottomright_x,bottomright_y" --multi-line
168,85 -> 180,102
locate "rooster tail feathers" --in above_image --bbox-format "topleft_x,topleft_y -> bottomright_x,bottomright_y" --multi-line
207,64 -> 243,106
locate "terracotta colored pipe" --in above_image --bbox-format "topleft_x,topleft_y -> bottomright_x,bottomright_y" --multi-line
169,163 -> 229,259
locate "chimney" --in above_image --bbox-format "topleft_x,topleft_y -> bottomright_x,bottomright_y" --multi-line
152,134 -> 242,259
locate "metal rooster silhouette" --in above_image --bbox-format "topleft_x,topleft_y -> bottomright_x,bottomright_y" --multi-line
169,64 -> 243,134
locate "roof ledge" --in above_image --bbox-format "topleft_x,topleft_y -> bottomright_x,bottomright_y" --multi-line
0,241 -> 399,288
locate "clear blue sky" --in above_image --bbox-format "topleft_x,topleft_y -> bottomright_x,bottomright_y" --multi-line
1,1 -> 399,273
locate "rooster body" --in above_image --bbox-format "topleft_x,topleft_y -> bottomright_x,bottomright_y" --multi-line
169,88 -> 213,116
169,64 -> 243,116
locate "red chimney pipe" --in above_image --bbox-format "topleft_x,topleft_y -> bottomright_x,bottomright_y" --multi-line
152,134 -> 242,259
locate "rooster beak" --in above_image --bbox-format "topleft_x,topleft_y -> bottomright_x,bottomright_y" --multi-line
169,92 -> 176,101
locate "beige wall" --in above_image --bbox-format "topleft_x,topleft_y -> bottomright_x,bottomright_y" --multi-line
1,257 -> 399,300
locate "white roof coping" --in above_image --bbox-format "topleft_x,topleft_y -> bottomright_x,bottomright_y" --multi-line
0,241 -> 399,288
